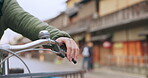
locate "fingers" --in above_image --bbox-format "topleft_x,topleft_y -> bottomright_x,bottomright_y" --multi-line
66,39 -> 72,61
71,39 -> 79,61
69,39 -> 76,61
56,37 -> 71,60
56,37 -> 79,62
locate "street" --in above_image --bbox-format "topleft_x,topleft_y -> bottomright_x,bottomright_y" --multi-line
8,57 -> 146,78
9,57 -> 81,73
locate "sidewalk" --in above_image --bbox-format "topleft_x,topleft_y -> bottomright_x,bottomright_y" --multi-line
62,59 -> 147,78
9,57 -> 147,78
84,68 -> 147,78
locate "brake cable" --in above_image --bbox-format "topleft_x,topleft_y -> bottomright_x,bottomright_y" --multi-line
1,48 -> 60,65
0,48 -> 31,74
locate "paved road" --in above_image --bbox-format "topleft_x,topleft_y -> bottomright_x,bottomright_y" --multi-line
8,57 -> 146,78
9,57 -> 81,73
85,68 -> 146,78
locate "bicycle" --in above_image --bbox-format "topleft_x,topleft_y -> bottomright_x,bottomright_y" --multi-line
0,30 -> 85,78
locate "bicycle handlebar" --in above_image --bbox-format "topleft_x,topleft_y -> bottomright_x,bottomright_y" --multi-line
0,30 -> 77,64
2,39 -> 54,51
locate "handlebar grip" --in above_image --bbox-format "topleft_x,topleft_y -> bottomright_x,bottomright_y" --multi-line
44,43 -> 77,64
72,58 -> 77,64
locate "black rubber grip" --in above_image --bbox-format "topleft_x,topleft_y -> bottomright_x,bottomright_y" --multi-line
72,58 -> 77,64
65,54 -> 77,64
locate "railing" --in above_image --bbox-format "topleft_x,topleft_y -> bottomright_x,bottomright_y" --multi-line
90,1 -> 148,32
0,70 -> 86,78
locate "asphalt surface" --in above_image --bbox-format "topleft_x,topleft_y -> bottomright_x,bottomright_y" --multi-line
8,57 -> 146,78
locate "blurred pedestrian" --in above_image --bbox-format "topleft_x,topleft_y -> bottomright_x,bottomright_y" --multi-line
82,41 -> 93,71
89,43 -> 94,70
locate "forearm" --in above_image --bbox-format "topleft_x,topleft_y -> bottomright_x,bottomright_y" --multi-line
1,0 -> 71,40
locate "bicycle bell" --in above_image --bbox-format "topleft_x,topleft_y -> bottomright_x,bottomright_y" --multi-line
38,30 -> 50,39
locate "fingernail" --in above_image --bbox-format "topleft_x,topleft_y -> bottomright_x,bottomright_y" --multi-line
75,56 -> 77,60
68,57 -> 71,61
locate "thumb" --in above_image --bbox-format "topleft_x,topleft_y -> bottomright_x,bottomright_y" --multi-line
56,38 -> 64,45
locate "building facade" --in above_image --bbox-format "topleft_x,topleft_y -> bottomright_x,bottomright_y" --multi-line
45,0 -> 148,74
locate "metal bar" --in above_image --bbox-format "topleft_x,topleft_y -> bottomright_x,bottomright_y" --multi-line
0,70 -> 86,78
70,74 -> 72,78
73,73 -> 76,78
65,74 -> 67,78
2,59 -> 9,75
9,39 -> 52,51
80,73 -> 84,78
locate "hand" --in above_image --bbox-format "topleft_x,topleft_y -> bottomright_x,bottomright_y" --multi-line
56,37 -> 79,61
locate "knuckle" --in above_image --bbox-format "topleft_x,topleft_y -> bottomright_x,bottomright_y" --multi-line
77,49 -> 80,54
78,48 -> 80,51
71,53 -> 74,57
70,39 -> 74,42
65,37 -> 70,40
68,46 -> 72,50
67,52 -> 70,55
69,38 -> 73,40
72,47 -> 76,51
76,47 -> 80,51
74,48 -> 77,51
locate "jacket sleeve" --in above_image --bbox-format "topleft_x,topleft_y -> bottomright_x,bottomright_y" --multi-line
1,0 -> 71,41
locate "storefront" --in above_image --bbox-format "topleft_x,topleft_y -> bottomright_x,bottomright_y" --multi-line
112,26 -> 147,66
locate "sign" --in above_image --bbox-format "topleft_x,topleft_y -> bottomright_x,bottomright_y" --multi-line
103,41 -> 111,48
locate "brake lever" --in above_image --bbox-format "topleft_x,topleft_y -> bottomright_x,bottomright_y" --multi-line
39,30 -> 77,64
48,41 -> 77,64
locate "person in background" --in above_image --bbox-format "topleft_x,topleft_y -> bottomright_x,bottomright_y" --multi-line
82,41 -> 93,71
89,42 -> 94,71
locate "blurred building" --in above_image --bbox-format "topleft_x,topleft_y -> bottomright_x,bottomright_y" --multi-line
45,0 -> 148,74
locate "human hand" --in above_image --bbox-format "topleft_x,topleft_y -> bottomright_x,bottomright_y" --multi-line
56,37 -> 79,61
